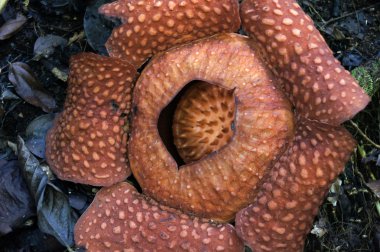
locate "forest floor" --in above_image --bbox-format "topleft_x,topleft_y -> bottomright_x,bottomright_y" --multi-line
0,0 -> 379,251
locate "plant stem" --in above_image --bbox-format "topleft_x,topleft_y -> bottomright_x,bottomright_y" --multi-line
350,120 -> 380,149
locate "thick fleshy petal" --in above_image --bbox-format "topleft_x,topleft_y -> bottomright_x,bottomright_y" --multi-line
45,53 -> 137,186
235,118 -> 356,252
240,0 -> 370,125
75,182 -> 244,251
129,33 -> 295,221
100,0 -> 241,68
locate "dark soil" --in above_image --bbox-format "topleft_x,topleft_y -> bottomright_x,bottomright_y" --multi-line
0,0 -> 379,251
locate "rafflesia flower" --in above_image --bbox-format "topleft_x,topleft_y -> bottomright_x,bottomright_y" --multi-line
45,0 -> 370,251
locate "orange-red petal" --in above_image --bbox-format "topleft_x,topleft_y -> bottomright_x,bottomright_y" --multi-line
235,118 -> 356,251
45,53 -> 137,186
240,0 -> 370,125
100,0 -> 241,68
75,182 -> 244,251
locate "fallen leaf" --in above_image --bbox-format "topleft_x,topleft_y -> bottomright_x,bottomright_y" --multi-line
0,159 -> 35,236
25,114 -> 55,158
342,52 -> 363,69
8,62 -> 57,113
0,13 -> 27,40
310,218 -> 328,238
332,26 -> 346,40
33,34 -> 67,60
51,67 -> 68,82
40,0 -> 69,8
84,0 -> 115,54
0,88 -> 20,100
327,178 -> 342,207
367,180 -> 380,199
361,150 -> 380,165
68,192 -> 88,213
67,31 -> 84,46
17,137 -> 78,248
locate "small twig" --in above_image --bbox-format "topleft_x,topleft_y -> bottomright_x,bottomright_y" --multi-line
352,0 -> 360,35
350,120 -> 380,149
322,3 -> 380,26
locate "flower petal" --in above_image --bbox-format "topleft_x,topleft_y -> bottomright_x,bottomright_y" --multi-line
240,0 -> 370,125
100,0 -> 241,68
45,53 -> 137,186
75,182 -> 244,251
235,118 -> 356,251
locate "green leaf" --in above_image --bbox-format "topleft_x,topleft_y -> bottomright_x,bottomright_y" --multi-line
352,59 -> 380,97
0,0 -> 8,14
357,144 -> 366,158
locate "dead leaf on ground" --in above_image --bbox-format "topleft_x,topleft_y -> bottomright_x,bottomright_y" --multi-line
33,35 -> 67,60
84,0 -> 115,54
25,114 -> 55,158
51,67 -> 68,82
67,31 -> 84,46
17,137 -> 78,247
0,159 -> 35,236
0,13 -> 27,40
367,180 -> 380,199
8,62 -> 57,113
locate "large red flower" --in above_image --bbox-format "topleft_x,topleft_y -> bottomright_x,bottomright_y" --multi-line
45,0 -> 370,251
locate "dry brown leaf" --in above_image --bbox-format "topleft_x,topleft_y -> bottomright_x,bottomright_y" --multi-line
8,62 -> 57,112
0,14 -> 27,40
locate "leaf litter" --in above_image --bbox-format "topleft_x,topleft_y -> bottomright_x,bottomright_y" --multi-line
0,158 -> 35,236
8,62 -> 57,113
0,13 -> 26,40
17,136 -> 78,248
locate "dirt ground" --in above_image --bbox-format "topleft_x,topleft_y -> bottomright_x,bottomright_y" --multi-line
0,0 -> 379,251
